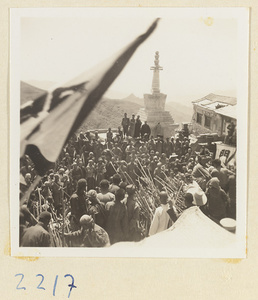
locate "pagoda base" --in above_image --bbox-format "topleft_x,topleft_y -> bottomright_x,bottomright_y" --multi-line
137,108 -> 179,139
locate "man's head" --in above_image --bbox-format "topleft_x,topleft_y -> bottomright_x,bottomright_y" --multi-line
185,173 -> 193,183
87,189 -> 98,201
184,193 -> 194,208
58,168 -> 65,175
99,179 -> 110,192
126,184 -> 136,196
25,173 -> 32,184
113,174 -> 121,185
115,188 -> 125,202
39,211 -> 52,227
77,179 -> 87,192
159,191 -> 168,205
54,174 -> 60,183
212,159 -> 222,170
208,177 -> 220,189
80,214 -> 94,230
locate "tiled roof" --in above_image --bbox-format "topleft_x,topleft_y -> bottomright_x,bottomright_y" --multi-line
192,93 -> 237,106
214,105 -> 237,119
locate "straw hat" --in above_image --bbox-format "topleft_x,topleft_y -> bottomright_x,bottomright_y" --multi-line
187,187 -> 207,206
220,218 -> 236,233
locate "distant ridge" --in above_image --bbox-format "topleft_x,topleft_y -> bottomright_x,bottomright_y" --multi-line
121,93 -> 144,105
20,81 -> 143,131
20,81 -> 46,105
20,81 -> 193,130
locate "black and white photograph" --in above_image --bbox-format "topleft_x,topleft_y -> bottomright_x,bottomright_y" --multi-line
10,7 -> 248,257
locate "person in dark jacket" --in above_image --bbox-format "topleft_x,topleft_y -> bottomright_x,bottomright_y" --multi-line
105,188 -> 128,244
124,185 -> 142,242
134,115 -> 142,138
70,179 -> 88,230
205,177 -> 229,222
65,214 -> 110,247
140,121 -> 151,139
121,113 -> 130,138
21,211 -> 52,247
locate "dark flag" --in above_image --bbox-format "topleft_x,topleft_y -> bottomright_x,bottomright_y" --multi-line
20,19 -> 159,176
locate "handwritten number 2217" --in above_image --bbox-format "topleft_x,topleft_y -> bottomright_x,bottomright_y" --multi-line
15,273 -> 77,298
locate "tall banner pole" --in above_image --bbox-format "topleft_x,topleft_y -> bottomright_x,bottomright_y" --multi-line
61,185 -> 65,247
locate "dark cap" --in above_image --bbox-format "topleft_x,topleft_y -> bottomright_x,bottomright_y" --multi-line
77,179 -> 87,189
126,184 -> 136,195
39,211 -> 51,223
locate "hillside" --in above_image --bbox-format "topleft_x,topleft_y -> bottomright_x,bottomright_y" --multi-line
20,81 -> 143,130
20,81 -> 193,131
20,81 -> 46,105
79,98 -> 142,131
121,93 -> 193,124
165,102 -> 193,124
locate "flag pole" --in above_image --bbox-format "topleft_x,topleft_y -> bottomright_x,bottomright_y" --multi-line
61,186 -> 65,247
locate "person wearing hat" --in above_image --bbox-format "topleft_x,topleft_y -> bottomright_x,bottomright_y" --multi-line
183,173 -> 200,193
105,188 -> 128,244
87,189 -> 106,229
205,177 -> 229,222
149,191 -> 171,236
187,187 -> 207,207
21,211 -> 52,247
65,214 -> 110,247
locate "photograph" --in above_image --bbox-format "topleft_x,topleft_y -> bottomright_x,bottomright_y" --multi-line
10,7 -> 248,257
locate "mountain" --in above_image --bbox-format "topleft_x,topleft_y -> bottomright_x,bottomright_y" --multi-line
121,93 -> 144,105
120,93 -> 193,124
20,81 -> 143,131
20,81 -> 46,105
79,98 -> 142,131
20,81 -> 193,131
24,80 -> 57,91
165,102 -> 193,124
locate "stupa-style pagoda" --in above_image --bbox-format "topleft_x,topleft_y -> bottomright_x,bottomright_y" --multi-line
137,51 -> 179,138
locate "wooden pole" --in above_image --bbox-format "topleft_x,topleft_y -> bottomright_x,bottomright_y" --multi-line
61,186 -> 65,247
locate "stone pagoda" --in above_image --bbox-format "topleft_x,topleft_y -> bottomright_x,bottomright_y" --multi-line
137,51 -> 179,138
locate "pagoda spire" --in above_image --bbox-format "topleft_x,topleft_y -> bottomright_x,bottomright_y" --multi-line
150,51 -> 163,94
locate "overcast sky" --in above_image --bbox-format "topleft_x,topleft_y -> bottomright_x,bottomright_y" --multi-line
19,8 -> 244,104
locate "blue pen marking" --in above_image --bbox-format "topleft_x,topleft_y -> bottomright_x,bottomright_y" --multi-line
53,275 -> 58,296
15,273 -> 26,290
64,274 -> 77,298
36,274 -> 45,290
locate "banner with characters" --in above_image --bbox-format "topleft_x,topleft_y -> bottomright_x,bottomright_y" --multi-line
215,143 -> 236,166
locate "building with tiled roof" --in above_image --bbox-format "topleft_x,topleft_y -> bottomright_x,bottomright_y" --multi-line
191,93 -> 237,139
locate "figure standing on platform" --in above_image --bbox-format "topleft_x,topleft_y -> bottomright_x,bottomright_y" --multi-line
121,113 -> 130,138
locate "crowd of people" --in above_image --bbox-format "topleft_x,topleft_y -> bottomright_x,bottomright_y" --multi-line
19,113 -> 237,248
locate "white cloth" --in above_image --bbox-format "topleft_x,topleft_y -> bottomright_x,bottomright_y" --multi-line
149,204 -> 170,236
183,180 -> 200,193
